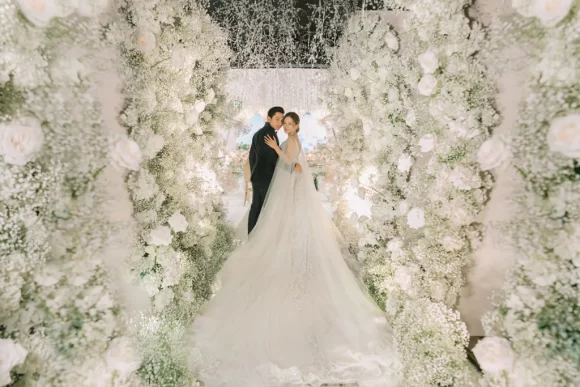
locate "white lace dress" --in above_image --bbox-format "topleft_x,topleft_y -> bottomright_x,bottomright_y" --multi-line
187,138 -> 402,386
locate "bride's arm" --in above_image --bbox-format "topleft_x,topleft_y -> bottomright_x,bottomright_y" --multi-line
264,135 -> 302,173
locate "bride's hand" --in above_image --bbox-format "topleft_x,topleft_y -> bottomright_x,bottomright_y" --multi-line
295,163 -> 302,173
264,135 -> 279,150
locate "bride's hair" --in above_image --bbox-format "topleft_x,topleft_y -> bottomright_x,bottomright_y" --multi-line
284,112 -> 300,133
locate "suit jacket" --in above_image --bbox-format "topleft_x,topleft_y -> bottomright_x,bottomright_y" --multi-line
249,123 -> 279,186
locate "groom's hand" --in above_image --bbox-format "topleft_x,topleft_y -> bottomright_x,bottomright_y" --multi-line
295,163 -> 302,173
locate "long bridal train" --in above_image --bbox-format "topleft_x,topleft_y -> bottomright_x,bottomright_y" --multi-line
186,138 -> 402,386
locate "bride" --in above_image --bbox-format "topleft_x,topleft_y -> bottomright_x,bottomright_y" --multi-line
187,112 -> 402,386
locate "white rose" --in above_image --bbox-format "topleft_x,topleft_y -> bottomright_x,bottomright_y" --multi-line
418,50 -> 439,74
194,100 -> 207,113
473,337 -> 516,374
153,287 -> 174,311
350,68 -> 361,81
448,120 -> 468,137
512,0 -> 534,17
168,210 -> 188,233
171,47 -> 187,69
419,134 -> 436,153
546,113 -> 580,158
397,154 -> 413,173
186,110 -> 200,126
344,87 -> 353,98
49,56 -> 85,84
532,0 -> 573,26
394,265 -> 418,291
442,235 -> 464,251
135,29 -> 156,53
76,0 -> 109,17
149,226 -> 173,246
0,339 -> 27,386
405,110 -> 416,126
397,200 -> 409,216
385,33 -> 399,51
407,208 -> 425,229
104,337 -> 141,378
418,74 -> 438,96
386,238 -> 403,253
0,120 -> 44,166
448,166 -> 480,191
430,281 -> 446,301
16,0 -> 58,27
146,134 -> 165,158
478,136 -> 510,171
110,134 -> 142,171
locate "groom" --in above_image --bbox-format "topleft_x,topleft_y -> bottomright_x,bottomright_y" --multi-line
248,106 -> 300,234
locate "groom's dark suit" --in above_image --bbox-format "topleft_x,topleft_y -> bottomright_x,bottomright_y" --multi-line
248,122 -> 279,234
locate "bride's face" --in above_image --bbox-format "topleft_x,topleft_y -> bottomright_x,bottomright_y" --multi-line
283,117 -> 298,135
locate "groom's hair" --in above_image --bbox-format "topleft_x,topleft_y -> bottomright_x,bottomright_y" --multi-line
267,106 -> 285,118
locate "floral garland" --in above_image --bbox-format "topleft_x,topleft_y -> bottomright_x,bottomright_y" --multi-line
111,0 -> 235,384
0,0 -> 140,385
327,1 -> 500,383
474,1 -> 580,386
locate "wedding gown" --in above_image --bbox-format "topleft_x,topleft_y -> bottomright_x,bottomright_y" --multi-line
187,137 -> 402,386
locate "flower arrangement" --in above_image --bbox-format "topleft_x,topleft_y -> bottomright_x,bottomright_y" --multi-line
475,1 -> 580,386
327,1 -> 499,383
110,0 -> 236,384
0,0 -> 140,385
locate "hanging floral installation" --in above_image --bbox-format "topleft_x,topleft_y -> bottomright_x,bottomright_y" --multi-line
0,0 -> 140,385
474,2 -> 580,386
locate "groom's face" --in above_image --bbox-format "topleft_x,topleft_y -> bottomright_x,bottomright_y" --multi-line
267,112 -> 284,131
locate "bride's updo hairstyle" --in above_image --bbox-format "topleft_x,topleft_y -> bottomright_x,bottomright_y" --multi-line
284,112 -> 300,133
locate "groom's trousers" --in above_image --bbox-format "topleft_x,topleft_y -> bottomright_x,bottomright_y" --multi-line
248,184 -> 269,235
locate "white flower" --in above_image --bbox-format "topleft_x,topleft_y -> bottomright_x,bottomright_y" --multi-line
512,0 -> 534,17
350,68 -> 361,81
418,74 -> 437,96
110,134 -> 142,171
0,119 -> 44,166
532,0 -> 573,26
49,56 -> 85,84
76,0 -> 109,17
407,208 -> 425,229
194,100 -> 207,113
546,113 -> 580,158
397,154 -> 413,173
153,287 -> 174,311
149,226 -> 173,246
145,134 -> 165,158
394,265 -> 418,292
385,33 -> 399,51
344,87 -> 353,98
386,238 -> 403,253
397,200 -> 409,216
104,337 -> 141,378
0,339 -> 27,386
405,110 -> 416,126
473,337 -> 516,375
16,0 -> 58,27
418,50 -> 439,74
448,166 -> 480,191
430,281 -> 446,301
448,120 -> 468,137
478,136 -> 510,170
419,134 -> 436,153
135,29 -> 156,53
442,235 -> 464,251
168,211 -> 188,233
171,47 -> 187,69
